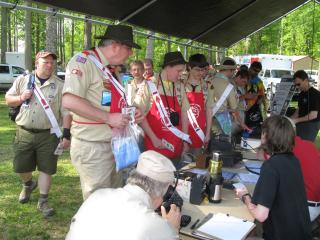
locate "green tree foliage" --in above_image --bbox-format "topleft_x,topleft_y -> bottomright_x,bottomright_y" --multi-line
229,1 -> 320,61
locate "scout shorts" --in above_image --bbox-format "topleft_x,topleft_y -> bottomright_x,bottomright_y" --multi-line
13,127 -> 59,175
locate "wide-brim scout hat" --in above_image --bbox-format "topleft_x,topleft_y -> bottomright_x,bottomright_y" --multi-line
162,51 -> 187,68
35,51 -> 57,61
96,25 -> 141,49
189,53 -> 209,68
216,57 -> 237,70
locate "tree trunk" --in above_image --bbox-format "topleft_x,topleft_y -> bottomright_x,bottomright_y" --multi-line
71,19 -> 74,56
216,47 -> 225,65
24,1 -> 32,71
167,35 -> 171,52
84,16 -> 92,50
35,14 -> 40,53
1,7 -> 8,63
13,12 -> 18,52
145,31 -> 154,59
8,11 -> 12,52
207,45 -> 212,65
45,7 -> 57,55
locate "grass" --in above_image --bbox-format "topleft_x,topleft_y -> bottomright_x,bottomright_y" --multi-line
0,92 -> 319,239
0,93 -> 82,240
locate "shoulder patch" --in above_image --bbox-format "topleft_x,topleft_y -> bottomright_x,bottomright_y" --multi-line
76,56 -> 87,64
71,69 -> 83,77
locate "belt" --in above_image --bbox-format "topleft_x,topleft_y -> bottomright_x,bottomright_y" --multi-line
19,126 -> 50,133
308,201 -> 320,207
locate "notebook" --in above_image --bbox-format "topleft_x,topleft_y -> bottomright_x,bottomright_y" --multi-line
192,213 -> 255,240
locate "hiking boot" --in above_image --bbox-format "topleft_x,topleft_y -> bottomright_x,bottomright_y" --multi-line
37,198 -> 55,218
18,181 -> 37,204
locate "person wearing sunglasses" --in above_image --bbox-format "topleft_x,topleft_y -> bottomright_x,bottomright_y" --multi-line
290,70 -> 320,142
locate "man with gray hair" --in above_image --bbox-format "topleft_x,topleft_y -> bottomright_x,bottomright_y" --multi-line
63,25 -> 143,200
66,150 -> 181,240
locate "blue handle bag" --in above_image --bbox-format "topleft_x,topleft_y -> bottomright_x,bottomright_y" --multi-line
111,127 -> 140,171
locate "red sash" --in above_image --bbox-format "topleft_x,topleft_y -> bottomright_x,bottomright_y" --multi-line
186,91 -> 206,148
144,94 -> 183,158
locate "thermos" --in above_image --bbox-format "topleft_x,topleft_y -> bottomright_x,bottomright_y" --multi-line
208,152 -> 223,203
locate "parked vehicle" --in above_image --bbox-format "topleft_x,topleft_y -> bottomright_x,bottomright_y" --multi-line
0,64 -> 26,90
259,68 -> 295,99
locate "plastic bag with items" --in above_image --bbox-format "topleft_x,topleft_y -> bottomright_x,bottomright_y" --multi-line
111,126 -> 141,171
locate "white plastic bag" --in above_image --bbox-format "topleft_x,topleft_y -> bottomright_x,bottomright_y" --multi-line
111,127 -> 141,171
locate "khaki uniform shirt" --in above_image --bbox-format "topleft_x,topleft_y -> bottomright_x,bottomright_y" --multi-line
7,74 -> 65,129
184,76 -> 215,109
134,77 -> 190,114
230,79 -> 246,112
126,79 -> 152,116
211,73 -> 238,112
63,47 -> 112,142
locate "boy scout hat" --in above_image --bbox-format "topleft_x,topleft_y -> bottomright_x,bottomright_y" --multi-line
96,25 -> 141,49
216,57 -> 237,70
136,150 -> 176,183
162,51 -> 187,68
189,53 -> 209,68
35,51 -> 57,61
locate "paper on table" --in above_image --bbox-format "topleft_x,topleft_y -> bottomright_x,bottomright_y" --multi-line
194,213 -> 255,240
237,173 -> 259,183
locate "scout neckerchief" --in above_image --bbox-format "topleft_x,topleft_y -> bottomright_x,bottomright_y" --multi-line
211,73 -> 234,116
184,78 -> 206,143
146,79 -> 191,144
82,49 -> 128,105
31,74 -> 62,138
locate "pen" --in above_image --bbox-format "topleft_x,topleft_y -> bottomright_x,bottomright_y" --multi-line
190,219 -> 200,230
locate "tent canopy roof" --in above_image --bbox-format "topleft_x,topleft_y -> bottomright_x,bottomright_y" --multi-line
33,0 -> 307,47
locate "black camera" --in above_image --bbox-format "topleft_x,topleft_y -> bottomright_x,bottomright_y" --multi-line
170,111 -> 180,126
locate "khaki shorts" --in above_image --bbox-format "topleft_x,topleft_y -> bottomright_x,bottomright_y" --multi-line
71,137 -> 123,200
13,126 -> 59,175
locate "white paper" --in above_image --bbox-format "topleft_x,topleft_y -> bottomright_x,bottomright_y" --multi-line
196,213 -> 255,240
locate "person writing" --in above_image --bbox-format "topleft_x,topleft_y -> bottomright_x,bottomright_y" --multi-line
235,115 -> 312,240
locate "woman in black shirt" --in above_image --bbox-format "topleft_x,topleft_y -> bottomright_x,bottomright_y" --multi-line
235,115 -> 312,240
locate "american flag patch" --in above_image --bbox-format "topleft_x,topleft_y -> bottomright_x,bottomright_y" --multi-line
76,56 -> 87,64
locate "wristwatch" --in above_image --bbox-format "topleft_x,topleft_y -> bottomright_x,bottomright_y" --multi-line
241,193 -> 252,203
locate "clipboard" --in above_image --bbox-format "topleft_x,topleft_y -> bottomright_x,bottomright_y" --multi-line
192,213 -> 255,240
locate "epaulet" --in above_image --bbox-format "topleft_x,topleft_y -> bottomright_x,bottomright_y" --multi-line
54,75 -> 65,83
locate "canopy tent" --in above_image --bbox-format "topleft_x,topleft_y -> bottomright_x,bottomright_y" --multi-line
32,0 -> 308,47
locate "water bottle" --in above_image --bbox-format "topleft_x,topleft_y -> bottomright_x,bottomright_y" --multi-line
242,131 -> 249,148
208,152 -> 223,203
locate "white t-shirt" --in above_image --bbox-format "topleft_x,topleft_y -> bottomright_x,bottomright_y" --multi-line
66,184 -> 178,240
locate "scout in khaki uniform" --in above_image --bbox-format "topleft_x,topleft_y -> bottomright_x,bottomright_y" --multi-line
210,57 -> 239,137
127,60 -> 151,115
139,52 -> 190,166
143,58 -> 158,82
62,25 -> 142,200
183,54 -> 215,155
230,69 -> 252,136
5,51 -> 71,217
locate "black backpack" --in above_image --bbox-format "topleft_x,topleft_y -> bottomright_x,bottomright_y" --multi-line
8,74 -> 34,122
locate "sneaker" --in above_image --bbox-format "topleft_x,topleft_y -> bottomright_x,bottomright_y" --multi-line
37,198 -> 55,218
18,181 -> 37,204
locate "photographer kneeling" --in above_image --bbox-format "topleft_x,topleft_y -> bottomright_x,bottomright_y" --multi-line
66,150 -> 180,240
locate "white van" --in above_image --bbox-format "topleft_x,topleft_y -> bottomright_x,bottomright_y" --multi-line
0,64 -> 26,89
259,68 -> 294,98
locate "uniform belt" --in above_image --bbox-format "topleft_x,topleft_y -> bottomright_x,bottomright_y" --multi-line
19,126 -> 50,133
308,201 -> 320,207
